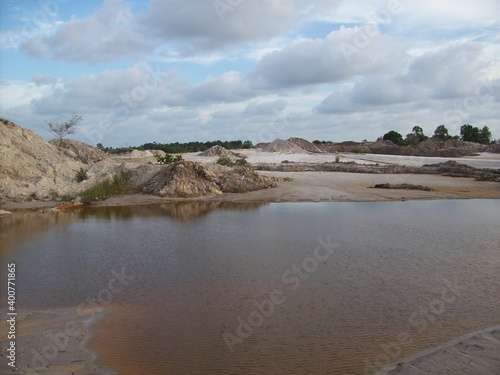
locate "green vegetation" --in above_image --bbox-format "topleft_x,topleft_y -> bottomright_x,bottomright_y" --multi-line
154,153 -> 183,164
433,125 -> 451,141
80,171 -> 131,202
216,157 -> 248,167
75,168 -> 88,182
217,156 -> 234,166
103,139 -> 254,155
382,130 -> 405,146
460,124 -> 491,144
234,158 -> 248,167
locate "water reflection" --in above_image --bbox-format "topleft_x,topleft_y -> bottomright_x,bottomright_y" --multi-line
77,201 -> 268,222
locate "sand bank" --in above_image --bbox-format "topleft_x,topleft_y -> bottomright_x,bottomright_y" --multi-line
0,309 -> 113,375
381,326 -> 500,374
2,171 -> 499,212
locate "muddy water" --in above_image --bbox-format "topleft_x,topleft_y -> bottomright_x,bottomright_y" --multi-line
1,200 -> 499,374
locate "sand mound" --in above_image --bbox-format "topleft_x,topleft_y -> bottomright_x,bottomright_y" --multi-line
140,161 -> 276,197
128,149 -> 154,158
49,139 -> 108,163
0,118 -> 81,182
263,139 -> 307,154
486,143 -> 500,153
287,137 -> 323,153
199,145 -> 240,158
0,118 -> 120,201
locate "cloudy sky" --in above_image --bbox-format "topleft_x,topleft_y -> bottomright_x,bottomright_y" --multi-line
1,0 -> 499,147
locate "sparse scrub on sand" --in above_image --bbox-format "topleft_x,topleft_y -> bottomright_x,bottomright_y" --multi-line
217,156 -> 234,166
75,168 -> 88,182
154,153 -> 183,164
80,171 -> 131,202
217,157 -> 248,167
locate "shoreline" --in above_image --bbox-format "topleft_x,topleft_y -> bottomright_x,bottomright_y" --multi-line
2,171 -> 500,212
0,308 -> 113,375
380,325 -> 500,374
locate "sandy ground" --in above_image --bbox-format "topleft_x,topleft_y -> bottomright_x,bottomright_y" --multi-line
0,309 -> 113,375
381,326 -> 500,375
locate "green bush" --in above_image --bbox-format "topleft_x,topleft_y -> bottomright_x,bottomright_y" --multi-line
75,168 -> 88,182
216,156 -> 234,166
234,158 -> 248,166
80,171 -> 131,202
217,157 -> 248,167
154,154 -> 183,164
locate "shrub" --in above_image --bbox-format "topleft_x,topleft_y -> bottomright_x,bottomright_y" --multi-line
80,171 -> 131,202
75,168 -> 88,182
154,154 -> 183,164
234,158 -> 248,167
335,155 -> 340,163
217,156 -> 234,166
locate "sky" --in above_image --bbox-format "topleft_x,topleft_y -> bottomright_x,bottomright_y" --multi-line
0,0 -> 499,147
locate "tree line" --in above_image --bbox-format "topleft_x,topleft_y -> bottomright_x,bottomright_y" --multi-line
381,124 -> 493,146
98,140 -> 254,154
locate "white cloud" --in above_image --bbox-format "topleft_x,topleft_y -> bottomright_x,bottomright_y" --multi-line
20,0 -> 152,63
249,26 -> 408,89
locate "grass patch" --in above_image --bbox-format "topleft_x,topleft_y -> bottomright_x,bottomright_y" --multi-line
80,171 -> 131,203
75,168 -> 88,182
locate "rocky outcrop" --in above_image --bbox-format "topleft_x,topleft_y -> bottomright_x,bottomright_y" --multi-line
371,183 -> 434,191
140,161 -> 276,198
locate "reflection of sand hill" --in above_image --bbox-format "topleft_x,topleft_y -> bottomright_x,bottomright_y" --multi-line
0,211 -> 80,254
74,201 -> 268,222
263,138 -> 323,154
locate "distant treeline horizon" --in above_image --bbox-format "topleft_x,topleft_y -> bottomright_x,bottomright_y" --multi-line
97,124 -> 497,154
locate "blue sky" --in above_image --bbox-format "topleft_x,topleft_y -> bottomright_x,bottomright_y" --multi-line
1,0 -> 499,147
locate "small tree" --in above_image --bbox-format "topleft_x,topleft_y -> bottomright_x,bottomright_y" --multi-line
47,114 -> 82,145
383,130 -> 405,146
433,125 -> 450,141
478,126 -> 492,145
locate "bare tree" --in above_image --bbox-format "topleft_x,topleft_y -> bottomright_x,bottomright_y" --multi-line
46,114 -> 82,145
